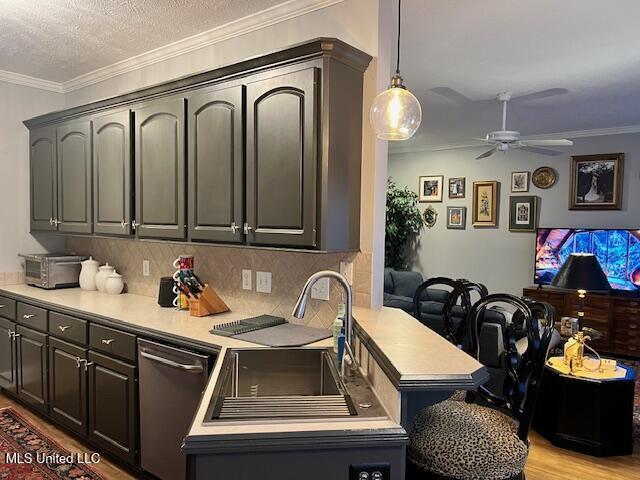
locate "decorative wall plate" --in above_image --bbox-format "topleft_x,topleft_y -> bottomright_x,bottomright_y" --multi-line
532,167 -> 557,189
423,205 -> 438,228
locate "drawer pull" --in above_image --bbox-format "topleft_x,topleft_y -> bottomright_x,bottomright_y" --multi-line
22,314 -> 35,319
0,304 -> 5,308
83,361 -> 94,371
58,325 -> 71,333
101,339 -> 115,346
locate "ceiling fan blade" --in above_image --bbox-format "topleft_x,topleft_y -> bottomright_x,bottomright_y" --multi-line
511,88 -> 569,103
431,87 -> 474,104
520,139 -> 573,147
472,137 -> 490,143
476,148 -> 496,160
519,146 -> 563,156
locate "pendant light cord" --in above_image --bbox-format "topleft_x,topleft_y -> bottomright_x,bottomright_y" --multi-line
396,0 -> 402,74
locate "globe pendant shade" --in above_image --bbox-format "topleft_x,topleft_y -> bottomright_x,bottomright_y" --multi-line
370,86 -> 422,141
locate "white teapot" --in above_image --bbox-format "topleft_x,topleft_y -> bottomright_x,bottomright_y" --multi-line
79,256 -> 99,291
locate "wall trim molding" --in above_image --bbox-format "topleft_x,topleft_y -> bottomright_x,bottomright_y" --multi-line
0,69 -> 64,93
0,0 -> 345,94
390,124 -> 640,155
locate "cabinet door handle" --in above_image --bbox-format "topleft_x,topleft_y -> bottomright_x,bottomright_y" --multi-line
243,223 -> 253,234
76,357 -> 82,369
101,339 -> 115,345
7,330 -> 13,338
120,219 -> 129,229
49,217 -> 54,226
58,325 -> 71,333
22,314 -> 35,319
12,333 -> 20,338
84,361 -> 94,372
230,222 -> 240,233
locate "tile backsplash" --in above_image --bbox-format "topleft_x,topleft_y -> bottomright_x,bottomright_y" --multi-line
66,237 -> 372,329
0,272 -> 25,286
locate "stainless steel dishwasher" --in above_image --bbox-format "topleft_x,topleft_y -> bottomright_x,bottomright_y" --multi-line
138,338 -> 211,480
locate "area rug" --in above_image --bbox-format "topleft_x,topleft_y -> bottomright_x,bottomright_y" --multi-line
0,407 -> 103,480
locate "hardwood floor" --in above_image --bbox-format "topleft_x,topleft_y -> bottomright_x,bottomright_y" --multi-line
0,393 -> 138,479
1,393 -> 638,480
526,431 -> 640,480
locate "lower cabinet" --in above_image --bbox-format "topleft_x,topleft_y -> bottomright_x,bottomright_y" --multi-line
49,337 -> 88,436
87,350 -> 137,465
0,318 -> 17,394
16,326 -> 48,414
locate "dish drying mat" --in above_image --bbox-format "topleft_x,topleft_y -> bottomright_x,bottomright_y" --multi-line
210,315 -> 332,347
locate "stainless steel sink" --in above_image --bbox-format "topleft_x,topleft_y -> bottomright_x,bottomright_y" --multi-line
206,348 -> 357,420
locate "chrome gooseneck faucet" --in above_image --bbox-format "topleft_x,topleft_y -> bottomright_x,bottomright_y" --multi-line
292,271 -> 354,377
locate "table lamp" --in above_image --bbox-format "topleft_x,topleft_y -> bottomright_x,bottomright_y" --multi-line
551,253 -> 611,329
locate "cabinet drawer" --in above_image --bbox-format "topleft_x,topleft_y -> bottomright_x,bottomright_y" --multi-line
0,296 -> 16,321
16,303 -> 47,332
89,324 -> 136,363
49,312 -> 87,345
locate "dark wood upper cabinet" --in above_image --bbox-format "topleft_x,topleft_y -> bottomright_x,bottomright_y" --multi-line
134,98 -> 186,240
49,337 -> 88,436
0,318 -> 17,394
246,68 -> 318,247
93,110 -> 133,236
57,121 -> 93,234
188,85 -> 244,243
16,325 -> 48,414
87,350 -> 137,465
29,126 -> 57,231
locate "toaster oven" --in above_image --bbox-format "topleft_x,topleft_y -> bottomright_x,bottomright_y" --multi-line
20,253 -> 88,289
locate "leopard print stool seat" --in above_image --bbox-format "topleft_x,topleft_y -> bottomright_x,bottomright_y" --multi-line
408,400 -> 528,480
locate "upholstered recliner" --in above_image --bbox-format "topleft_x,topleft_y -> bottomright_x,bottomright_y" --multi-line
408,296 -> 556,480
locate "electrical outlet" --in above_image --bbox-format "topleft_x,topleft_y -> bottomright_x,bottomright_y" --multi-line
242,269 -> 252,290
349,464 -> 390,480
340,261 -> 354,285
142,260 -> 150,277
256,271 -> 271,294
311,277 -> 330,301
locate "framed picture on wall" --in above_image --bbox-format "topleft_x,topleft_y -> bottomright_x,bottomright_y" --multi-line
472,181 -> 499,227
511,171 -> 529,193
509,196 -> 538,232
419,175 -> 444,202
448,177 -> 466,198
569,153 -> 624,210
447,206 -> 466,229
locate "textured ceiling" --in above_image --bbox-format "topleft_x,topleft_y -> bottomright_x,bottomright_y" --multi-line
0,0 -> 284,82
392,0 -> 640,151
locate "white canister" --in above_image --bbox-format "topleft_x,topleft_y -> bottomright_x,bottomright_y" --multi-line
79,256 -> 99,291
95,263 -> 115,292
104,271 -> 124,295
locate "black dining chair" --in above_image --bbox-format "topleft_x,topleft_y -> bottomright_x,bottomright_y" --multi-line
407,294 -> 555,480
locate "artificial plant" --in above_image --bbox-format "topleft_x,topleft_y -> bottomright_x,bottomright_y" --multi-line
385,178 -> 424,270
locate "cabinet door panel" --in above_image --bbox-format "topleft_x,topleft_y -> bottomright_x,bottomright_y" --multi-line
188,85 -> 244,242
0,319 -> 17,394
88,350 -> 137,464
246,68 -> 318,247
49,338 -> 87,436
30,126 -> 57,231
16,326 -> 48,414
135,98 -> 186,239
57,121 -> 93,234
94,110 -> 132,236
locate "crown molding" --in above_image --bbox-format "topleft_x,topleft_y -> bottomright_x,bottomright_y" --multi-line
0,69 -> 63,93
390,124 -> 640,155
60,0 -> 345,92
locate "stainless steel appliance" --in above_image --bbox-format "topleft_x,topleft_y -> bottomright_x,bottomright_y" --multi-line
20,253 -> 87,289
138,339 -> 211,480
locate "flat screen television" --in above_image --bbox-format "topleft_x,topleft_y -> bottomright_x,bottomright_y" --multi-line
535,228 -> 640,291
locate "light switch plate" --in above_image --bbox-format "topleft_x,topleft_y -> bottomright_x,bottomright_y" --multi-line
256,271 -> 272,294
242,269 -> 252,290
340,261 -> 354,285
311,277 -> 330,301
142,260 -> 150,277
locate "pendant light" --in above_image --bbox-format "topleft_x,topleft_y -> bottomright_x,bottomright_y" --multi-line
369,0 -> 422,141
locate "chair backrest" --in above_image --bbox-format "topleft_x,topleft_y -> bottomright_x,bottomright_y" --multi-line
413,277 -> 474,346
468,294 -> 555,442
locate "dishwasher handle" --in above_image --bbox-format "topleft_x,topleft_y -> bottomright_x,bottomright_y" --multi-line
140,349 -> 204,373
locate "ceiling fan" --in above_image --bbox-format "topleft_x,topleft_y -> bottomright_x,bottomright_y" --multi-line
432,88 -> 574,159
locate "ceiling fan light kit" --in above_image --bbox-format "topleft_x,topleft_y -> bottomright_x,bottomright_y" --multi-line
369,0 -> 422,141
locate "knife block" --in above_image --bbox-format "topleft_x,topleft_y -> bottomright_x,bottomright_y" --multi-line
188,285 -> 230,317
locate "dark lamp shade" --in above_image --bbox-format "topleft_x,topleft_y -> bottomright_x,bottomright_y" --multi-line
551,253 -> 611,292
